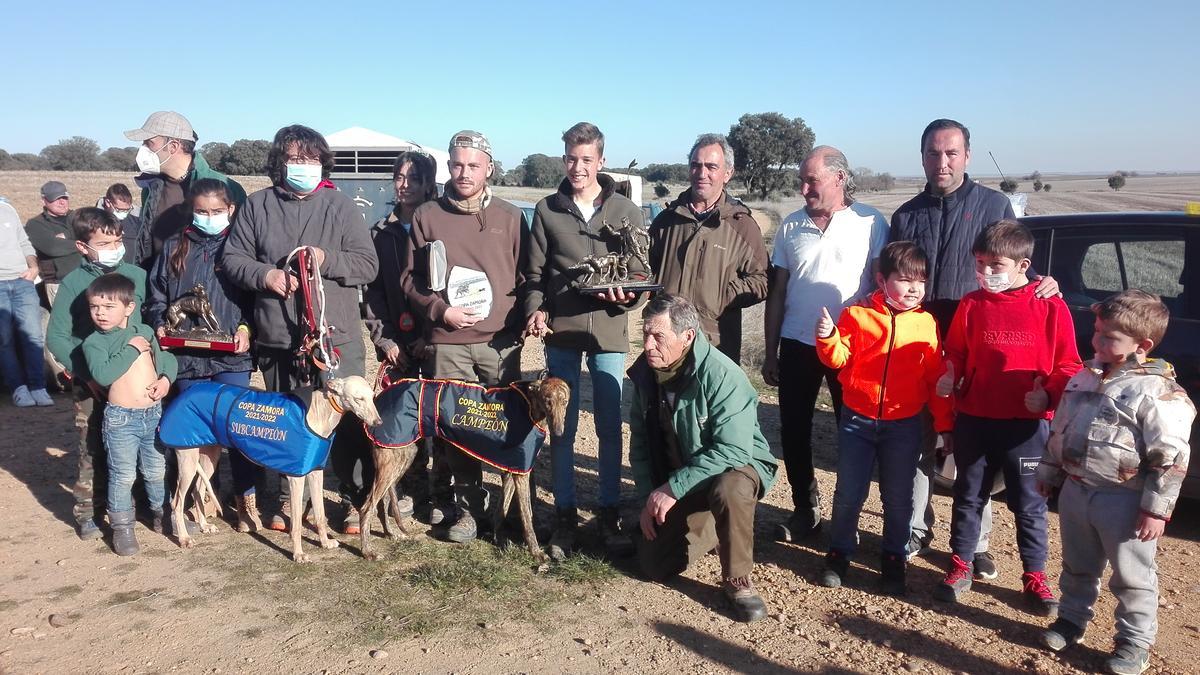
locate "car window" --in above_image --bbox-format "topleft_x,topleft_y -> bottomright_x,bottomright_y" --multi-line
1122,240 -> 1185,299
1050,230 -> 1190,319
1079,242 -> 1121,295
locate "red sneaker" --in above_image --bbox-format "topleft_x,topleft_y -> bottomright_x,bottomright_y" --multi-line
933,554 -> 973,602
1022,571 -> 1060,617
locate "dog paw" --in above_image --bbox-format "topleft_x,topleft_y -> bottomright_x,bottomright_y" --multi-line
178,537 -> 195,550
201,523 -> 219,534
292,552 -> 310,563
321,538 -> 340,550
363,550 -> 383,562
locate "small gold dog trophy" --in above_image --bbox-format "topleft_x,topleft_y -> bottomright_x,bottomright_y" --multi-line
567,216 -> 662,293
158,285 -> 237,352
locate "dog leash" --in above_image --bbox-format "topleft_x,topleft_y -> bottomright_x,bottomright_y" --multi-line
283,246 -> 340,380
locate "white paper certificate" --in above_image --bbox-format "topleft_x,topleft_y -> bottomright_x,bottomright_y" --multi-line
446,266 -> 492,319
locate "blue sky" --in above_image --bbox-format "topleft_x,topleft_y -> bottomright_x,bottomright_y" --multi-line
2,1 -> 1197,175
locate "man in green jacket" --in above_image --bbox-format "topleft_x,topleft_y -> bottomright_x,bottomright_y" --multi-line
629,293 -> 777,623
25,180 -> 79,384
125,111 -> 247,268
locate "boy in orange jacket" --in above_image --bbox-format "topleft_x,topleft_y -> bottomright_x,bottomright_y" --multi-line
815,241 -> 952,595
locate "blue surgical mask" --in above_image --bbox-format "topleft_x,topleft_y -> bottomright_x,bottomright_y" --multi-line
285,163 -> 322,193
193,212 -> 230,236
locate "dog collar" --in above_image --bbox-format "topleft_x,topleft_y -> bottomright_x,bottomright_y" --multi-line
327,393 -> 345,415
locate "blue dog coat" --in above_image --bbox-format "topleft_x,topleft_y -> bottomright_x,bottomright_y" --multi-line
368,379 -> 547,474
159,382 -> 333,477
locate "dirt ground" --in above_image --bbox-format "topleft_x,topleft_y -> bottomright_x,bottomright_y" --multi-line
1,171 -> 1199,674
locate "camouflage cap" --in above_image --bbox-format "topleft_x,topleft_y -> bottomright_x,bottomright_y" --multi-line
448,130 -> 492,159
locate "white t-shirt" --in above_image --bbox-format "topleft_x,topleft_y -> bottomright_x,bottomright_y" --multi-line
575,200 -> 597,222
771,201 -> 890,344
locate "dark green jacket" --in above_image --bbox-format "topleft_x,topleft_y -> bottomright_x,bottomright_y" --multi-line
134,153 -> 247,268
46,260 -> 147,379
628,331 -> 778,501
82,321 -> 177,387
524,175 -> 648,352
24,211 -> 81,282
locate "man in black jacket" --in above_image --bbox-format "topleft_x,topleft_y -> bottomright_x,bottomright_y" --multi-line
891,119 -> 1057,580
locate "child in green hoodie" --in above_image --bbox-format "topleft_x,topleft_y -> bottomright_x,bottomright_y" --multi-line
45,208 -> 146,541
82,273 -> 176,556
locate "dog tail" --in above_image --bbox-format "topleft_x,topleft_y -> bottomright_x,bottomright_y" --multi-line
195,470 -> 224,517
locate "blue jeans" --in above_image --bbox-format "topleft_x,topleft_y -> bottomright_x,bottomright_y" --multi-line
176,371 -> 259,495
545,346 -> 625,510
0,279 -> 45,391
103,402 -> 166,512
829,411 -> 922,558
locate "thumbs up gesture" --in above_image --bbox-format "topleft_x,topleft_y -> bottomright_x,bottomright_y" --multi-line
935,360 -> 956,398
1025,376 -> 1049,413
815,307 -> 835,339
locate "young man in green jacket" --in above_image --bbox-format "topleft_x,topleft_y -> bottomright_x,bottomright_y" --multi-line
45,208 -> 147,540
629,294 -> 778,623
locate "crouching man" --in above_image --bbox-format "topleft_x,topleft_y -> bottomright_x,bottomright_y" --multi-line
629,293 -> 778,622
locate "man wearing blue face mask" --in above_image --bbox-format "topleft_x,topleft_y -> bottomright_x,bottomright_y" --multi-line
125,111 -> 246,271
222,124 -> 379,533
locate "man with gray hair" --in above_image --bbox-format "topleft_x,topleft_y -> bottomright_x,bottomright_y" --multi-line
648,133 -> 768,362
628,293 -> 778,622
762,145 -> 890,542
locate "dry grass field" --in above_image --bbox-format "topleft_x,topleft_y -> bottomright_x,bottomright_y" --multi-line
2,170 -> 1199,674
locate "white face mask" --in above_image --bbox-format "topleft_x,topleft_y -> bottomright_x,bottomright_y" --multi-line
193,212 -> 230,236
976,271 -> 1013,293
136,144 -> 166,174
112,209 -> 130,221
87,243 -> 126,269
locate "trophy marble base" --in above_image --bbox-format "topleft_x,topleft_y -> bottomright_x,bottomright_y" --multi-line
159,335 -> 238,353
578,281 -> 663,294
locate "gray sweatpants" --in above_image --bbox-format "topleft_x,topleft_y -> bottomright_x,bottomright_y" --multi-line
1058,479 -> 1159,648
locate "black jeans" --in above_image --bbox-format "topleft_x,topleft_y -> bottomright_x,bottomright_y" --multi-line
778,338 -> 843,523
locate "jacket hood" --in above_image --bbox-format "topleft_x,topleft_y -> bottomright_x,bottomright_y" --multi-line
1087,356 -> 1177,381
665,189 -> 751,224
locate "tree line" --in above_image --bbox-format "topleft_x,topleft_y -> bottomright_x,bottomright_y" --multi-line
0,136 -> 271,176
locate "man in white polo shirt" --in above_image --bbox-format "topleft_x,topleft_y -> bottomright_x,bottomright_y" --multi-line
762,146 -> 890,541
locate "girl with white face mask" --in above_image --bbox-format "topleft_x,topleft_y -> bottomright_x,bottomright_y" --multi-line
144,178 -> 263,532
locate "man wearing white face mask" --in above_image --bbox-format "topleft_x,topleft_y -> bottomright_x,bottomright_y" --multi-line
125,111 -> 246,270
101,184 -> 144,266
223,124 -> 379,533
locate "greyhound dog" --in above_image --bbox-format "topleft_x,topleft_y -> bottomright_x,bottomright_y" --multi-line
160,375 -> 382,562
358,375 -> 569,562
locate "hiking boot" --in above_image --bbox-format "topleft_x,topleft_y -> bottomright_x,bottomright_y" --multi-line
30,388 -> 54,406
12,385 -> 35,408
879,553 -> 907,596
934,554 -> 973,602
973,551 -> 998,580
773,513 -> 821,543
722,576 -> 768,623
266,500 -> 289,532
906,531 -> 932,561
1022,571 -> 1059,617
1106,641 -> 1150,675
77,518 -> 103,541
819,551 -> 850,588
235,494 -> 263,533
1041,618 -> 1085,652
598,507 -> 634,558
424,502 -> 450,526
445,509 -> 477,544
548,508 -> 578,561
341,503 -> 361,535
152,509 -> 198,537
108,509 -> 139,556
396,493 -> 415,519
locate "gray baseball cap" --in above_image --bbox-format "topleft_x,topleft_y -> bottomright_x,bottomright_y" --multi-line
124,111 -> 197,142
40,181 -> 69,201
448,130 -> 492,158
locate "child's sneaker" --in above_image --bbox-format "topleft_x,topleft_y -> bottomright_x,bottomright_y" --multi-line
30,388 -> 54,406
1022,570 -> 1059,617
1041,617 -> 1085,652
879,553 -> 907,596
934,554 -> 973,602
819,551 -> 849,588
906,531 -> 932,561
1106,641 -> 1150,675
12,385 -> 35,407
972,551 -> 998,580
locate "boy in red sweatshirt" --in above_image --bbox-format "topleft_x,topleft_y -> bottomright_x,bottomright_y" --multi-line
934,219 -> 1082,614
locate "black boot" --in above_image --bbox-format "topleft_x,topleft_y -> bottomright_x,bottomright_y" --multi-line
880,553 -> 907,596
819,551 -> 850,588
109,509 -> 140,556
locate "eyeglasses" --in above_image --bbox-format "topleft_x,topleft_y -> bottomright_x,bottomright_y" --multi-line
286,155 -> 322,165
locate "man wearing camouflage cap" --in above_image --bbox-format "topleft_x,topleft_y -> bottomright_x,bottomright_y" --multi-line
125,111 -> 247,268
402,130 -> 531,543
